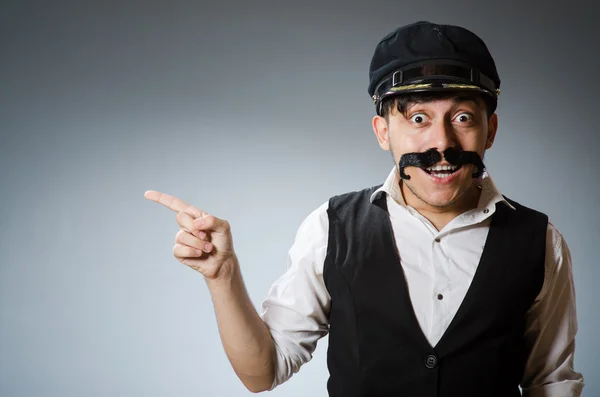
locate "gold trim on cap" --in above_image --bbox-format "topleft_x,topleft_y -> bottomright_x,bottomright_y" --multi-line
442,83 -> 500,97
441,83 -> 480,90
389,83 -> 433,92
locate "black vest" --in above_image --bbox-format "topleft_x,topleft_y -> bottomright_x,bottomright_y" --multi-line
323,185 -> 547,397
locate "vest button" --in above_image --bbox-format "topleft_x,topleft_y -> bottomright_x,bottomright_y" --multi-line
425,354 -> 438,369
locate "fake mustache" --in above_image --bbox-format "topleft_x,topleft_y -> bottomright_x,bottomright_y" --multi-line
398,147 -> 485,180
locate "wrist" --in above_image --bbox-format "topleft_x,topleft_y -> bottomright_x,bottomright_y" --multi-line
205,254 -> 240,289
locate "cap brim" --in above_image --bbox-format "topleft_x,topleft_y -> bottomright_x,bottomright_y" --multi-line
375,78 -> 499,116
385,80 -> 497,97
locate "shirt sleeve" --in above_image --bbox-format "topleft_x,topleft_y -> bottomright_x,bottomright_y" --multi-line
521,222 -> 585,397
260,201 -> 331,390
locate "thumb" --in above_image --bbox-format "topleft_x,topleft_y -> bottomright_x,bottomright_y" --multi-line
193,214 -> 230,233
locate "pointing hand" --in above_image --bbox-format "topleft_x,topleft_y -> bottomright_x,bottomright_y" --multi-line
144,190 -> 236,279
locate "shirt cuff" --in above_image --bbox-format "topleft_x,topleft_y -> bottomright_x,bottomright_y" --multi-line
522,379 -> 584,397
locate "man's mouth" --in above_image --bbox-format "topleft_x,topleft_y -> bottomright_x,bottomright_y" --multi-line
423,164 -> 463,178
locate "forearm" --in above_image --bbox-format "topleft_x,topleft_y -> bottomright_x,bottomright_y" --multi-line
205,255 -> 276,393
521,224 -> 584,396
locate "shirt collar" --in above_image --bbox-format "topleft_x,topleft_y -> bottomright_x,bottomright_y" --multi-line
369,166 -> 516,211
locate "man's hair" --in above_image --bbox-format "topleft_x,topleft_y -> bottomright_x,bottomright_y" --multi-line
380,91 -> 497,121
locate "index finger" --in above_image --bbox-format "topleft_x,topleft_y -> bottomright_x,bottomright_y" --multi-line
144,190 -> 192,213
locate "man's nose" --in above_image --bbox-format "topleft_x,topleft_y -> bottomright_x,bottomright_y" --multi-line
429,119 -> 457,153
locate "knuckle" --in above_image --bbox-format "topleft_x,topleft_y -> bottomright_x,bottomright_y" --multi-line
176,211 -> 190,224
175,229 -> 185,241
173,243 -> 195,259
173,243 -> 181,256
185,206 -> 199,216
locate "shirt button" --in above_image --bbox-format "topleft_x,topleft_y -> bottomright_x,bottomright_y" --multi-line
483,208 -> 489,214
434,237 -> 441,243
425,354 -> 438,369
437,294 -> 444,300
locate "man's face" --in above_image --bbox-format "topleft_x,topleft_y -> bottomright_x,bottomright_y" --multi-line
372,96 -> 498,209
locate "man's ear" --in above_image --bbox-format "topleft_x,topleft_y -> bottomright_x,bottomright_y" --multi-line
485,113 -> 498,150
373,115 -> 391,151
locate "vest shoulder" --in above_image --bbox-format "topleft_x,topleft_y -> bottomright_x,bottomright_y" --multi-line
328,184 -> 383,211
501,195 -> 549,222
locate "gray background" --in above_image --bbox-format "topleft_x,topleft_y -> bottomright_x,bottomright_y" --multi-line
1,1 -> 598,396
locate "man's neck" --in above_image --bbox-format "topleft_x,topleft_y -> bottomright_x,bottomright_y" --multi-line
400,183 -> 482,232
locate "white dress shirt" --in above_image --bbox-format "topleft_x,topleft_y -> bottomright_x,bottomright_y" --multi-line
260,167 -> 584,396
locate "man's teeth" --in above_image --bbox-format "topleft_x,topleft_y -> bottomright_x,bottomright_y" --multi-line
426,165 -> 458,172
425,164 -> 459,178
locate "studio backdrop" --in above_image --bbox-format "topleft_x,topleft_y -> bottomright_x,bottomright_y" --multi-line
1,1 -> 598,396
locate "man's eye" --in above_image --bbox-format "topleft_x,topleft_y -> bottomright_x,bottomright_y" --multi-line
454,113 -> 473,123
410,113 -> 428,123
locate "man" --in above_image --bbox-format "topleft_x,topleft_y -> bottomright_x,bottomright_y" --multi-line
145,21 -> 584,396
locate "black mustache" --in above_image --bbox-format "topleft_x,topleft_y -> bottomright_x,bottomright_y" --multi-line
398,147 -> 485,180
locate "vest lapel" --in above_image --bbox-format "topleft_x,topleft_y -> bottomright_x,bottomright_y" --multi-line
373,195 -> 434,352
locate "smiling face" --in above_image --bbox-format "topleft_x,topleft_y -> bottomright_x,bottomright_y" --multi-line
372,93 -> 498,212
